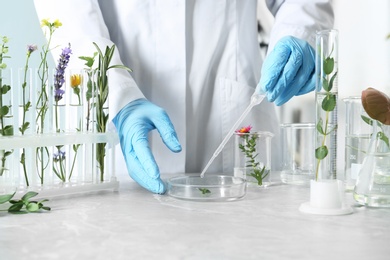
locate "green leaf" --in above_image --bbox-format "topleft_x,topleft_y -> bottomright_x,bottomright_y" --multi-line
316,118 -> 326,135
321,93 -> 336,112
3,125 -> 14,136
8,202 -> 24,212
1,84 -> 11,94
108,64 -> 133,72
361,115 -> 373,126
20,152 -> 25,164
26,202 -> 39,212
79,56 -> 95,68
0,192 -> 15,204
322,77 -> 330,92
0,105 -> 9,116
315,146 -> 328,160
19,122 -> 30,133
328,71 -> 338,92
73,144 -> 81,152
378,131 -> 390,148
323,57 -> 334,75
21,191 -> 38,202
25,101 -> 32,111
198,188 -> 211,195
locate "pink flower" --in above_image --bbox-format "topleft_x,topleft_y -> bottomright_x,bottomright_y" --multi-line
235,125 -> 252,134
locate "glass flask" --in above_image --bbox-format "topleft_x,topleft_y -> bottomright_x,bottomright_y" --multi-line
234,131 -> 273,187
354,120 -> 390,207
343,96 -> 373,191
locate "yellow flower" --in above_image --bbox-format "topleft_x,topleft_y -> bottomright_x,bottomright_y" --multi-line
40,18 -> 62,29
70,74 -> 82,88
53,19 -> 62,28
40,19 -> 50,27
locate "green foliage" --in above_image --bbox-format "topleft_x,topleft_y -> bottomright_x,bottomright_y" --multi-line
361,115 -> 390,148
321,93 -> 337,111
90,42 -> 132,181
315,47 -> 338,180
0,191 -> 50,214
0,36 -> 13,176
239,133 -> 269,186
19,45 -> 37,187
198,188 -> 211,195
315,145 -> 328,160
79,52 -> 98,131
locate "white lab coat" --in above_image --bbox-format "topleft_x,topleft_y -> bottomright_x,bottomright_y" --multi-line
33,0 -> 333,175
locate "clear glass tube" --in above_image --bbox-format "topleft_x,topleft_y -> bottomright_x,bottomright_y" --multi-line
315,29 -> 339,181
0,68 -> 14,187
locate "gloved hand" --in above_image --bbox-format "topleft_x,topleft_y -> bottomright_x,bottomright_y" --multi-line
256,36 -> 316,106
112,98 -> 182,194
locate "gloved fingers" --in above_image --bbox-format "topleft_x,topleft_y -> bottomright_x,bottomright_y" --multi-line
124,149 -> 166,194
274,62 -> 315,106
131,130 -> 160,180
153,110 -> 182,153
269,50 -> 303,103
296,71 -> 316,96
259,43 -> 291,98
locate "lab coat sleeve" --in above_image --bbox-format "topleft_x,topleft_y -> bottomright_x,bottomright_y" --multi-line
266,0 -> 334,51
33,0 -> 145,120
265,0 -> 285,16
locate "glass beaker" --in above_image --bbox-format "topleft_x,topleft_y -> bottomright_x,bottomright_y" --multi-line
280,123 -> 315,185
343,96 -> 373,191
233,131 -> 273,187
354,120 -> 390,207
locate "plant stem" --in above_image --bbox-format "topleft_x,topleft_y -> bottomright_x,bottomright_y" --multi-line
315,108 -> 330,181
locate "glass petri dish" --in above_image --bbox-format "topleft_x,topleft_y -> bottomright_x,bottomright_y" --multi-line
167,175 -> 246,201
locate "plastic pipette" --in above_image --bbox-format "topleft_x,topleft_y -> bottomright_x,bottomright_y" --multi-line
200,90 -> 266,178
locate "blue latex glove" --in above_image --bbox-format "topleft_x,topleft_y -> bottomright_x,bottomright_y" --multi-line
112,98 -> 182,194
257,36 -> 316,106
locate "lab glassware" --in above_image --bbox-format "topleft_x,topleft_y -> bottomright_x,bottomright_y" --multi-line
0,68 -> 15,187
300,29 -> 352,215
167,175 -> 246,201
234,131 -> 273,187
314,29 -> 338,181
200,91 -> 266,178
354,120 -> 390,207
343,96 -> 372,191
280,123 -> 315,185
0,67 -> 119,197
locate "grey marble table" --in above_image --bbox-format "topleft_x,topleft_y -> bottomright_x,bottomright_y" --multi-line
1,172 -> 390,260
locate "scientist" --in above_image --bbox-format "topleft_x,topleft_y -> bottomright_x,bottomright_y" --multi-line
33,0 -> 334,194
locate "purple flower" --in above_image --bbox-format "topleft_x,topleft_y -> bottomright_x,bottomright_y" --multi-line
54,88 -> 65,102
27,44 -> 37,55
54,43 -> 72,102
53,150 -> 66,162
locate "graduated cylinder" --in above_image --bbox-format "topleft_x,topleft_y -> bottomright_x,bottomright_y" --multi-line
314,29 -> 339,181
